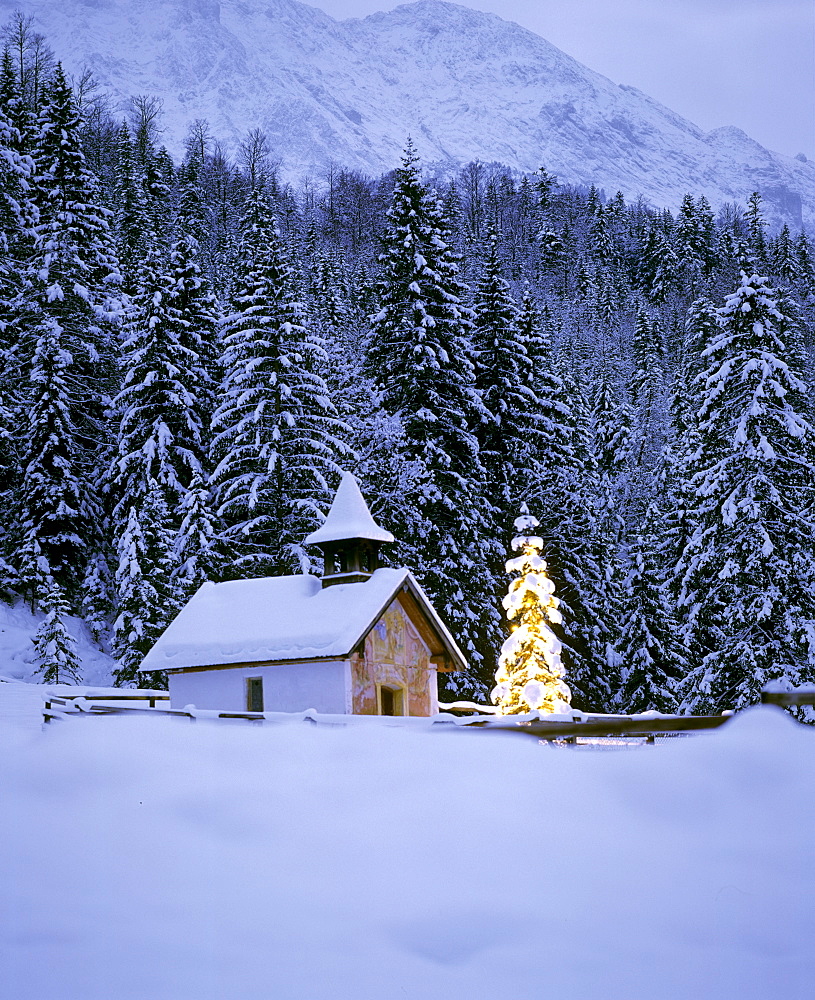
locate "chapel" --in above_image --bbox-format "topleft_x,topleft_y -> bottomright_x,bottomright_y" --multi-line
139,473 -> 467,715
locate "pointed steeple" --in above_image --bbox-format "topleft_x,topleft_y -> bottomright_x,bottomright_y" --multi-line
305,472 -> 394,586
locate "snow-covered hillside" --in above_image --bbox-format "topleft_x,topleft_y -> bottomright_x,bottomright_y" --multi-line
0,601 -> 116,687
1,708 -> 812,998
1,0 -> 812,228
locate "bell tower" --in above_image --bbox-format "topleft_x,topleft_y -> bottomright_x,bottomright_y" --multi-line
305,472 -> 394,587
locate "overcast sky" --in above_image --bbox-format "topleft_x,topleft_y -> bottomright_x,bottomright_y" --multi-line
318,0 -> 814,160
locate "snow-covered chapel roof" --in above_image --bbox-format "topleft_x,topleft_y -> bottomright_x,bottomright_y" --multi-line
140,568 -> 466,673
305,472 -> 394,546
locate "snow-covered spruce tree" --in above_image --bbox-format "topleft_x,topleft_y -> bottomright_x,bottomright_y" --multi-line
17,65 -> 122,598
630,306 -> 665,413
658,298 -> 720,599
795,232 -> 815,289
770,224 -> 801,288
744,192 -> 769,271
16,317 -> 91,602
30,64 -> 121,385
492,507 -> 571,715
112,488 -> 178,687
365,142 -> 499,694
472,230 -> 540,514
301,246 -> 428,564
112,122 -> 151,294
0,47 -> 35,276
79,550 -> 112,646
588,203 -> 618,282
592,362 -> 631,480
677,273 -> 815,712
617,530 -> 685,714
675,193 -> 717,287
0,59 -> 35,566
212,185 -> 347,577
670,298 -> 719,439
33,582 -> 81,684
110,236 -> 215,525
173,469 -> 221,600
627,305 -> 668,496
636,222 -> 680,305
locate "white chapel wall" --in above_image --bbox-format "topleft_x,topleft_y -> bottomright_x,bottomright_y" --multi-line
169,660 -> 349,713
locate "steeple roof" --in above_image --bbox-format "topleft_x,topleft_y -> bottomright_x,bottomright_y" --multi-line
305,472 -> 394,546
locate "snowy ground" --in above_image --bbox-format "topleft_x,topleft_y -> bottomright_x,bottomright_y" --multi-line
1,707 -> 812,999
0,600 -> 116,686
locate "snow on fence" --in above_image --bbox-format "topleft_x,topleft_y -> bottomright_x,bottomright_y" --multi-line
37,685 -> 814,741
42,692 -> 732,742
43,690 -> 170,723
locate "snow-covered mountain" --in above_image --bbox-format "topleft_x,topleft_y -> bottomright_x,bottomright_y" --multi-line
3,0 -> 813,227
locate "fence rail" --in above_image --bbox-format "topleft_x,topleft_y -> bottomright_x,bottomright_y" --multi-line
469,714 -> 733,741
42,697 -> 736,740
44,691 -> 170,722
761,688 -> 815,707
39,687 -> 813,739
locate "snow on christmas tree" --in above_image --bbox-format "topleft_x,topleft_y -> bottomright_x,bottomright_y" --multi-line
492,506 -> 572,715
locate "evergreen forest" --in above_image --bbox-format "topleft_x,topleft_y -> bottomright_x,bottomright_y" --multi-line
2,18 -> 814,713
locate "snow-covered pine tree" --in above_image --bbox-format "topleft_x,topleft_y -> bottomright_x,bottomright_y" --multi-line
16,316 -> 90,602
0,56 -> 35,569
675,193 -> 717,288
365,142 -> 498,693
472,229 -> 539,513
492,506 -> 571,715
211,184 -> 347,577
744,192 -> 769,271
175,147 -> 209,249
658,298 -> 720,597
592,362 -> 632,479
589,203 -> 617,280
31,63 -> 122,378
112,122 -> 151,294
628,305 -> 666,473
677,273 -> 815,712
770,224 -> 801,288
0,47 -> 35,270
33,582 -> 81,684
795,231 -> 814,288
173,469 -> 221,600
112,487 -> 178,687
18,64 -> 122,600
617,529 -> 685,713
110,236 -> 214,524
80,550 -> 112,646
637,222 -> 680,305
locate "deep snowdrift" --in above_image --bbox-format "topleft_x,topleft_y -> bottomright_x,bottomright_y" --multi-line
1,707 -> 811,999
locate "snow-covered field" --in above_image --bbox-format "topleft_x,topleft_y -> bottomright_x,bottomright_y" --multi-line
1,707 -> 812,999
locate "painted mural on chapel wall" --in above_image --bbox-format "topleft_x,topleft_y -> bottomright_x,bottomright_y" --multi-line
352,600 -> 433,715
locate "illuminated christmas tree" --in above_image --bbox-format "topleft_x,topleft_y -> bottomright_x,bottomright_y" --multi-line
492,506 -> 572,715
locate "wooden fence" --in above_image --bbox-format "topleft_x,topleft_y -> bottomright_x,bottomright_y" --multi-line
760,688 -> 815,707
40,686 -> 813,741
42,693 -> 733,741
458,713 -> 733,742
44,691 -> 170,722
